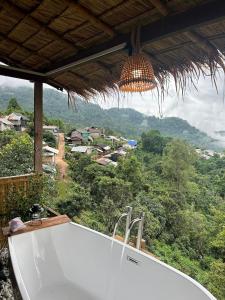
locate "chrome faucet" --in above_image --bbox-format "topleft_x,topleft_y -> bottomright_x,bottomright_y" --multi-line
112,206 -> 132,239
125,212 -> 145,250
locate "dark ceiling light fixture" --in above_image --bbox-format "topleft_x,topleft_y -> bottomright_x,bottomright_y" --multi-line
118,26 -> 157,92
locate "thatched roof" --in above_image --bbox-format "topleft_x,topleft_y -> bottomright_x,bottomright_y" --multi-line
0,0 -> 225,98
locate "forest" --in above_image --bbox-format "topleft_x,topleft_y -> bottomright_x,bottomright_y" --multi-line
0,99 -> 225,299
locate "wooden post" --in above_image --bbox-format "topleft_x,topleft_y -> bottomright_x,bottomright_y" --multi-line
34,82 -> 43,173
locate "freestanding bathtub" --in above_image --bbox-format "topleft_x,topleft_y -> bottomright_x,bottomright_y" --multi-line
9,222 -> 216,300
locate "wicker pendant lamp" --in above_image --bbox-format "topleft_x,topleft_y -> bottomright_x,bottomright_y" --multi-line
118,27 -> 156,92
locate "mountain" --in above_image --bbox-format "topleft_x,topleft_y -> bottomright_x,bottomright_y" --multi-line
0,85 -> 220,150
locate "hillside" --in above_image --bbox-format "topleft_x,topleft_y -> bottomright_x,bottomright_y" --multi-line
0,85 -> 218,149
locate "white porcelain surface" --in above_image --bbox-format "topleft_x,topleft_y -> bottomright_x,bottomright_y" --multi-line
9,222 -> 216,300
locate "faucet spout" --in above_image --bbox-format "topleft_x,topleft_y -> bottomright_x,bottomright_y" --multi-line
128,218 -> 141,231
112,206 -> 132,238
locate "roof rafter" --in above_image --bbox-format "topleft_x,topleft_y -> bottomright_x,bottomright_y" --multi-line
0,1 -> 78,53
148,0 -> 169,16
185,31 -> 220,56
0,0 -> 116,72
0,32 -> 51,65
44,0 -> 225,75
70,2 -> 115,37
63,0 -> 130,38
185,30 -> 225,69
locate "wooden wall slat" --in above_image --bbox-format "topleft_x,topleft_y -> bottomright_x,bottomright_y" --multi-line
0,174 -> 34,248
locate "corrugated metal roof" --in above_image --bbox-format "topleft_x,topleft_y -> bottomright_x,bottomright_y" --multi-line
43,146 -> 59,154
71,146 -> 91,153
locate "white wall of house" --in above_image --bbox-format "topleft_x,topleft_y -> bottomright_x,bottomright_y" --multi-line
0,122 -> 11,131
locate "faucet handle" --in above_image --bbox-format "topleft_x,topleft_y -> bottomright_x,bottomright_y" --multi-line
139,212 -> 145,219
125,206 -> 132,212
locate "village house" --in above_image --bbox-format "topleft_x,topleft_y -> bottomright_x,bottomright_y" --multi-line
0,117 -> 14,131
95,157 -> 117,167
87,127 -> 103,139
42,145 -> 59,165
7,112 -> 29,131
70,130 -> 84,145
96,144 -> 111,153
71,146 -> 93,154
77,129 -> 91,141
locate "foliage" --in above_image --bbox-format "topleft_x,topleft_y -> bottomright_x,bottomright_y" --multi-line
0,133 -> 33,177
43,131 -> 56,148
5,175 -> 56,221
0,93 -> 224,297
162,139 -> 197,191
141,130 -> 170,154
117,155 -> 143,193
61,134 -> 225,298
6,97 -> 22,113
57,182 -> 91,217
0,130 -> 17,148
74,210 -> 106,233
207,260 -> 225,299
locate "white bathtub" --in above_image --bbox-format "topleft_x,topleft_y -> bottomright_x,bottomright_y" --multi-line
9,222 -> 216,300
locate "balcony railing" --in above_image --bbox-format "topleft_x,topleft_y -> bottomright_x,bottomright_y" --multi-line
0,173 -> 34,248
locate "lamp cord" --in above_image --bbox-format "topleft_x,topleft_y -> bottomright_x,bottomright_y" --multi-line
131,25 -> 141,55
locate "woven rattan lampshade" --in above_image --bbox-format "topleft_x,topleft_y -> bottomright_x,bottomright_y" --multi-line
118,53 -> 156,92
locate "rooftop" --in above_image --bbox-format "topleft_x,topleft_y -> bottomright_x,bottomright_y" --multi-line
0,117 -> 13,126
7,112 -> 29,121
43,145 -> 59,155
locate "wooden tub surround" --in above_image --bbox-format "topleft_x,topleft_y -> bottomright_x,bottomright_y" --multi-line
2,215 -> 71,237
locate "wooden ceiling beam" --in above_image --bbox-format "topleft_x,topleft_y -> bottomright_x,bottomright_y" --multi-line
45,0 -> 225,75
0,63 -> 64,90
185,31 -> 219,56
149,0 -> 169,16
0,64 -> 45,82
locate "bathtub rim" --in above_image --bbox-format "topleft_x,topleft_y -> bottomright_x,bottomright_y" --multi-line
8,221 -> 216,300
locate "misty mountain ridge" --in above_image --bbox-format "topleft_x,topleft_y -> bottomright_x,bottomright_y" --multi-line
0,85 -> 222,150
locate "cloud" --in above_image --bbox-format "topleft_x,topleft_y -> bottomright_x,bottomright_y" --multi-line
1,72 -> 225,138
101,72 -> 225,138
0,76 -> 32,87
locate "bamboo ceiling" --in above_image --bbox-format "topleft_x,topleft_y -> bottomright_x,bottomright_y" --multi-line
0,0 -> 225,98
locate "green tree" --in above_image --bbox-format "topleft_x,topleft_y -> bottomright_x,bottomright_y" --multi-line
91,176 -> 132,232
7,97 -> 22,113
141,130 -> 169,154
0,133 -> 33,176
162,139 -> 197,190
57,182 -> 91,217
117,155 -> 143,193
207,260 -> 225,300
175,209 -> 208,257
68,153 -> 93,182
82,163 -> 115,186
0,130 -> 17,147
43,131 -> 56,148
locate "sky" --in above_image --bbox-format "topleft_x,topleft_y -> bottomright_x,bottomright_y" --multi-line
0,72 -> 225,139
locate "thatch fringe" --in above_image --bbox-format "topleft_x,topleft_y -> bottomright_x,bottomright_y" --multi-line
67,50 -> 225,108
